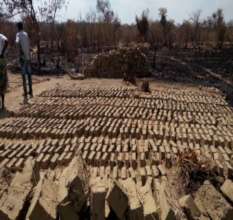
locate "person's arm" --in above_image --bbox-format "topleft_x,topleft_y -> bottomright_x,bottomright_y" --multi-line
0,39 -> 8,58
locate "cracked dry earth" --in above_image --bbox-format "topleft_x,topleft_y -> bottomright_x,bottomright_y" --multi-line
1,80 -> 233,220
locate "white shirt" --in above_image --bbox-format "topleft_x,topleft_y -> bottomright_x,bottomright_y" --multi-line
0,33 -> 8,55
16,31 -> 31,60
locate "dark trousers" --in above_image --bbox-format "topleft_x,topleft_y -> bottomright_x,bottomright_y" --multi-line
21,60 -> 33,96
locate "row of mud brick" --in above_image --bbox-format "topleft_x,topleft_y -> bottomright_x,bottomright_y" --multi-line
40,87 -> 227,105
40,87 -> 135,98
1,116 -> 233,145
1,135 -> 233,175
14,103 -> 233,125
32,96 -> 232,114
0,138 -> 78,170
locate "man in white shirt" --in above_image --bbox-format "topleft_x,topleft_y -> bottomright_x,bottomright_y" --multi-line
16,22 -> 33,102
0,33 -> 8,110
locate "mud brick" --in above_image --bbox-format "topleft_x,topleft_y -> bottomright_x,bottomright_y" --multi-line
210,145 -> 217,153
172,146 -> 178,154
226,161 -> 233,178
42,144 -> 51,153
6,158 -> 18,169
0,143 -> 4,150
96,144 -> 102,152
95,152 -> 101,162
112,166 -> 118,179
101,152 -> 108,163
225,146 -> 232,155
131,144 -> 137,152
41,154 -> 50,169
8,149 -> 18,158
204,151 -> 213,160
159,145 -> 166,159
47,144 -> 55,153
223,153 -> 230,161
149,140 -> 158,152
52,139 -> 59,146
214,152 -> 221,160
140,153 -> 146,167
64,152 -> 73,165
116,145 -> 121,152
118,153 -> 124,167
120,166 -> 127,179
36,153 -> 44,165
14,158 -> 24,170
88,151 -> 96,165
50,153 -> 60,168
125,153 -> 130,167
218,146 -> 226,154
97,166 -> 104,178
79,136 -> 85,143
1,149 -> 11,158
105,165 -> 111,177
11,143 -> 20,150
129,167 -> 136,179
0,157 -> 10,168
102,145 -> 108,152
110,153 -> 116,167
58,152 -> 68,165
91,167 -> 98,178
84,143 -> 91,151
139,167 -> 146,178
69,144 -> 76,152
130,152 -> 137,169
145,165 -> 152,177
90,144 -> 96,151
25,147 -> 36,157
152,152 -> 161,165
64,145 -> 70,152
152,165 -> 160,178
158,164 -> 166,176
76,143 -> 84,152
165,154 -> 172,168
98,136 -> 104,144
82,151 -> 88,160
123,144 -> 128,152
55,145 -> 63,153
111,138 -> 117,145
108,144 -> 115,152
216,160 -> 224,176
36,143 -> 44,154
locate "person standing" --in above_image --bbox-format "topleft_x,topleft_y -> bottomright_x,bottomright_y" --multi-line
0,33 -> 8,110
16,22 -> 33,102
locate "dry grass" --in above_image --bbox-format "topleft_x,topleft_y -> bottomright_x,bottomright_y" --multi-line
176,149 -> 216,194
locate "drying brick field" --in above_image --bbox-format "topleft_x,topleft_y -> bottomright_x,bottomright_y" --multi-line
1,83 -> 233,220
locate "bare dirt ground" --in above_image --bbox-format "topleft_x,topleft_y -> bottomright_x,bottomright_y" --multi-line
1,73 -> 233,220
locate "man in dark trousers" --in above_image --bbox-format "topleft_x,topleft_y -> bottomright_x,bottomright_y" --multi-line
0,33 -> 8,110
16,22 -> 33,103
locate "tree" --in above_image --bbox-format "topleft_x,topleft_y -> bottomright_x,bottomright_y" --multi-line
2,0 -> 67,67
159,8 -> 168,46
212,9 -> 226,48
190,10 -> 202,47
178,21 -> 192,48
136,9 -> 149,42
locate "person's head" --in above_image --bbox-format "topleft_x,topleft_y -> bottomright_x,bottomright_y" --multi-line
17,22 -> 24,31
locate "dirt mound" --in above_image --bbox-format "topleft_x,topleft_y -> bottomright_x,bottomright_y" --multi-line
85,44 -> 151,78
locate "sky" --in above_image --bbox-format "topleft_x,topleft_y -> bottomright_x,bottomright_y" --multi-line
60,0 -> 233,24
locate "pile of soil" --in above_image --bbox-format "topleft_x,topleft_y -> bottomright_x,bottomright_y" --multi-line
85,43 -> 151,78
